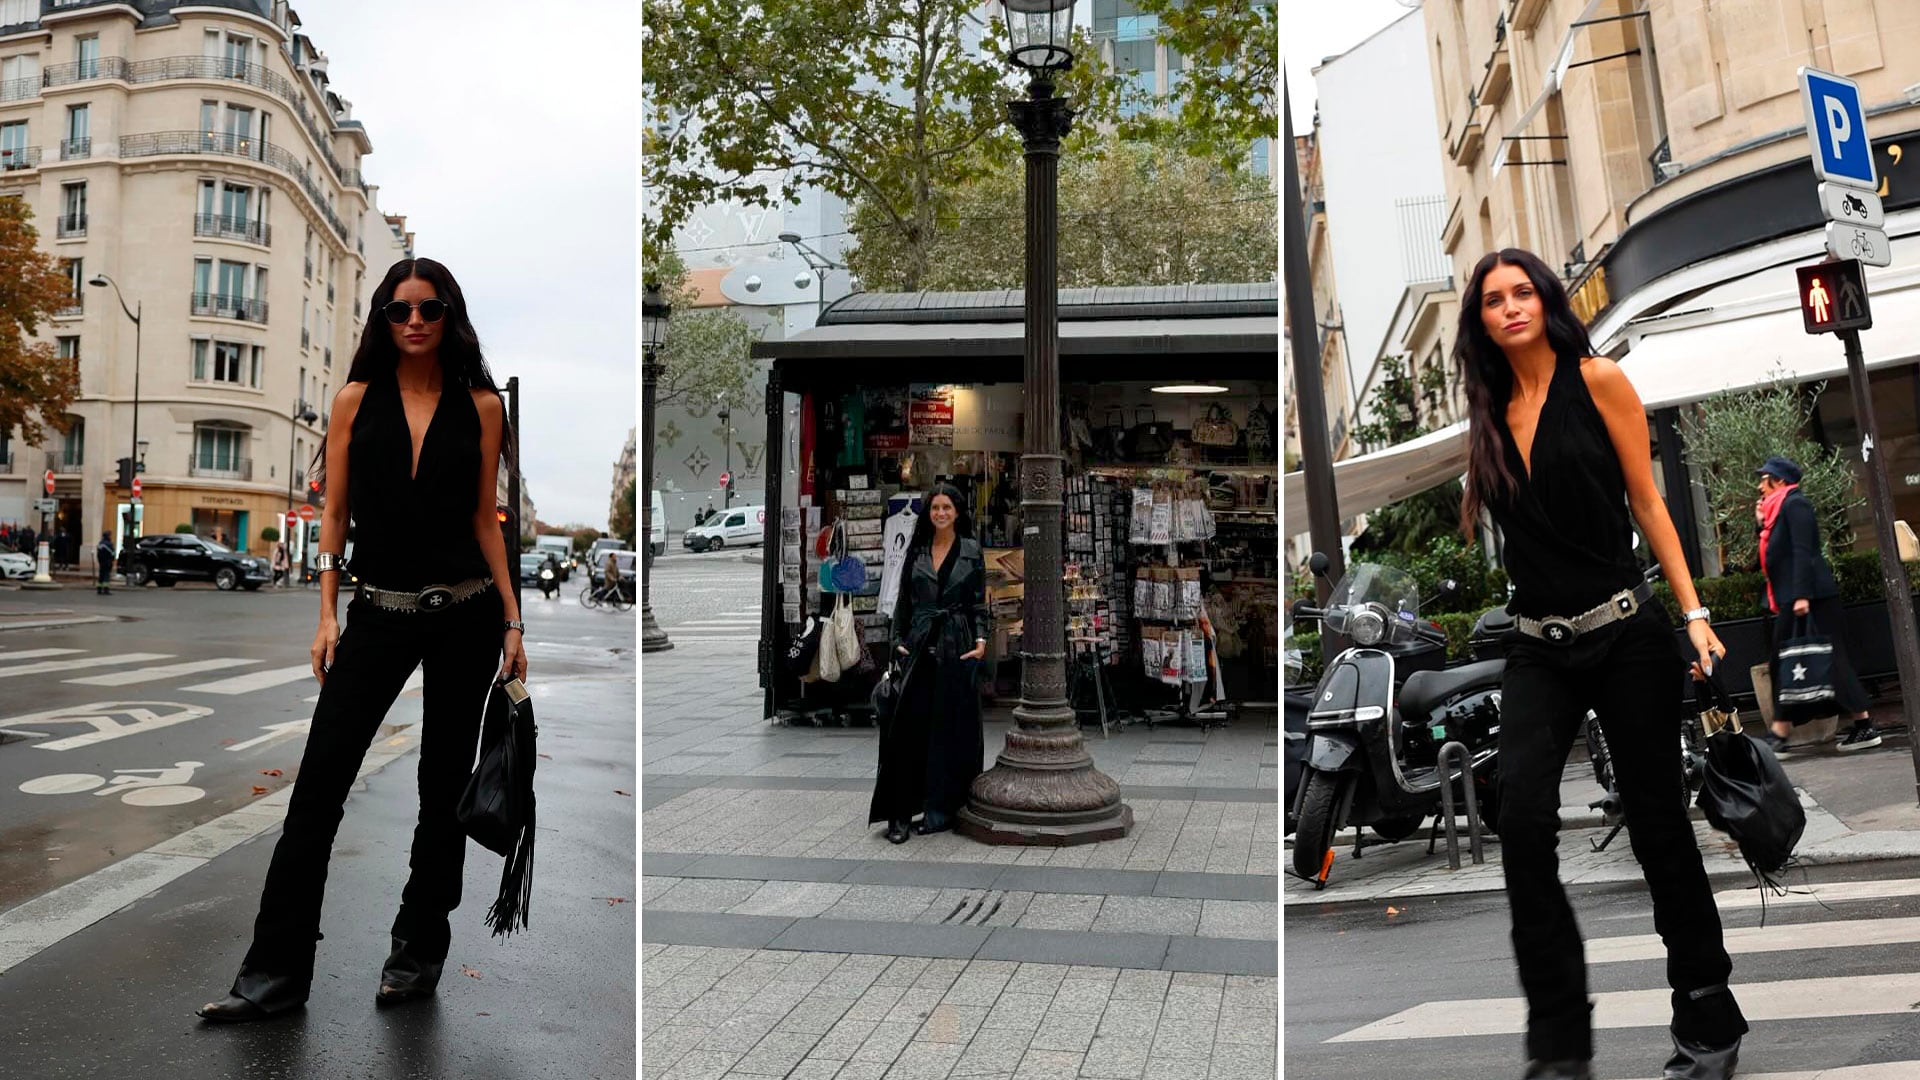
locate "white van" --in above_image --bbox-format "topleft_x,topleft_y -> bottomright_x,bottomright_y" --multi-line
683,504 -> 766,553
650,490 -> 666,557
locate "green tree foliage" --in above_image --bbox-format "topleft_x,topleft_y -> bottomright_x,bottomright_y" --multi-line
572,527 -> 603,556
611,482 -> 639,548
1349,356 -> 1466,560
844,139 -> 1275,291
1680,377 -> 1863,568
1114,0 -> 1278,168
0,198 -> 82,448
645,249 -> 763,409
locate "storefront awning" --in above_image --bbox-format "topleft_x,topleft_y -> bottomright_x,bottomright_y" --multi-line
1282,422 -> 1468,523
754,316 -> 1276,361
1619,283 -> 1920,409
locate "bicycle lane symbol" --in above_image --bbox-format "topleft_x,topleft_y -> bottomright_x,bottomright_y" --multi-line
0,701 -> 214,751
19,761 -> 208,806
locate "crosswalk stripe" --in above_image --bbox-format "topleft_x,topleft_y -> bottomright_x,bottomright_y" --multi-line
182,664 -> 315,695
659,636 -> 760,643
1714,878 -> 1920,911
0,654 -> 173,679
0,649 -> 88,663
1734,1064 -> 1920,1080
302,669 -> 422,704
1588,916 -> 1920,965
1327,973 -> 1920,1043
64,658 -> 263,687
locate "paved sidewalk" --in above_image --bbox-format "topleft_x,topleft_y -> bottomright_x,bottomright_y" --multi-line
1285,710 -> 1920,907
640,639 -> 1280,1080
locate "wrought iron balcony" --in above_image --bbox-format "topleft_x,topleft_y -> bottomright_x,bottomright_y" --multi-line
190,292 -> 269,325
46,452 -> 82,475
60,137 -> 90,161
193,213 -> 271,246
56,213 -> 86,238
188,454 -> 253,481
0,146 -> 41,172
54,295 -> 82,317
119,132 -> 350,242
0,76 -> 37,102
41,56 -> 127,87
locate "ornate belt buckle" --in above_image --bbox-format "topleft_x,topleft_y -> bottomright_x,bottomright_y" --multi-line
1540,616 -> 1577,646
1614,589 -> 1639,617
417,584 -> 455,611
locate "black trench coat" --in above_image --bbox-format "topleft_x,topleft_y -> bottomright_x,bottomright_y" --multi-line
869,538 -> 991,824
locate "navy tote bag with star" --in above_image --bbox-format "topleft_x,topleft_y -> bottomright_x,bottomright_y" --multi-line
1774,613 -> 1836,721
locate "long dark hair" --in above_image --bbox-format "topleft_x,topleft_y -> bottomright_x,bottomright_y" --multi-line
310,258 -> 515,496
1456,247 -> 1597,531
908,482 -> 975,552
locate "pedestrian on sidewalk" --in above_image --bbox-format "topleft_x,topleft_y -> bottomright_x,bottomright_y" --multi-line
1754,456 -> 1878,755
199,257 -> 529,1024
271,540 -> 290,587
94,532 -> 114,595
871,483 -> 988,845
1458,248 -> 1747,1080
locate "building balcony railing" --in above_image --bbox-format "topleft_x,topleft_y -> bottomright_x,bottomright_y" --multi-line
46,452 -> 82,475
59,136 -> 90,160
0,146 -> 42,172
190,292 -> 269,325
193,213 -> 272,246
56,212 -> 86,238
119,131 -> 350,242
54,295 -> 82,317
0,76 -> 37,102
188,454 -> 252,481
40,56 -> 129,87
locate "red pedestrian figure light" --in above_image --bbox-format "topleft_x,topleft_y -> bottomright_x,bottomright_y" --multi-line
1797,259 -> 1872,334
1806,276 -> 1831,322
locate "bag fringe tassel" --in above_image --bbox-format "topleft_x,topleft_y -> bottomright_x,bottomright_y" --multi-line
484,806 -> 535,938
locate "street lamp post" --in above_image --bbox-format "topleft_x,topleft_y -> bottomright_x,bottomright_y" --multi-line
958,0 -> 1132,846
717,402 -> 732,508
285,398 -> 318,585
89,274 -> 141,557
777,231 -> 845,317
641,283 -> 673,653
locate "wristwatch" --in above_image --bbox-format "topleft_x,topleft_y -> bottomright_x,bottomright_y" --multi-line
1682,607 -> 1710,624
504,620 -> 526,634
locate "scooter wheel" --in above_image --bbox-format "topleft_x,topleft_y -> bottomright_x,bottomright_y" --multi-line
1292,771 -> 1347,884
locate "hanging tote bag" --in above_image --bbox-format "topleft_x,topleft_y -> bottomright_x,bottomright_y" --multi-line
830,593 -> 863,672
1695,673 -> 1806,900
1773,613 -> 1836,719
457,678 -> 538,937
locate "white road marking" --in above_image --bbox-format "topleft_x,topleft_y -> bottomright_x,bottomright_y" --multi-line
18,702 -> 216,751
1731,1066 -> 1920,1080
0,653 -> 172,679
657,636 -> 761,644
226,719 -> 311,752
64,657 -> 262,687
0,648 -> 88,663
181,663 -> 317,695
1714,877 -> 1920,910
1588,916 -> 1920,964
1327,973 -> 1920,1042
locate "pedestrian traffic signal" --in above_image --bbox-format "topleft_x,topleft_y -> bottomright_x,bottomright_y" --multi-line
305,478 -> 319,505
1797,258 -> 1872,334
115,457 -> 134,488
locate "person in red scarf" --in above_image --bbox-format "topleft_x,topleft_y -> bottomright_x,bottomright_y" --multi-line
1755,456 -> 1878,755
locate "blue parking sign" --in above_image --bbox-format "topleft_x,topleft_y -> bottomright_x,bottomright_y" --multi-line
1800,67 -> 1877,190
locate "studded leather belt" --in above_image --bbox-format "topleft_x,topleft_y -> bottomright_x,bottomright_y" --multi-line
1513,582 -> 1654,646
357,576 -> 494,613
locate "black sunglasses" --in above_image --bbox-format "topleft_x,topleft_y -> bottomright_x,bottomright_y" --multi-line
382,298 -> 448,324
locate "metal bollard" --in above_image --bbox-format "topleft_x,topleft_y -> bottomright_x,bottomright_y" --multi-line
1436,740 -> 1485,870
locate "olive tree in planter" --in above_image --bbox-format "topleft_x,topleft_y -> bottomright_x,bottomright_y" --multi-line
1680,375 -> 1863,567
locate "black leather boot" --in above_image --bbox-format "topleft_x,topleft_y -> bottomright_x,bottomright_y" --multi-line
197,969 -> 308,1023
1663,1033 -> 1740,1080
1522,1061 -> 1594,1080
375,936 -> 443,1007
885,820 -> 909,845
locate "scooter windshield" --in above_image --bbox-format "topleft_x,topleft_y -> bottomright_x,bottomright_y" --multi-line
1321,563 -> 1422,647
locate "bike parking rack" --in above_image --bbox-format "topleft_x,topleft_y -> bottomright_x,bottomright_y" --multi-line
1433,740 -> 1485,870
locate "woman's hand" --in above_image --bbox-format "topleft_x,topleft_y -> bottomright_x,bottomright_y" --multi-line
1686,619 -> 1727,681
896,645 -> 910,657
310,615 -> 340,684
960,644 -> 986,661
1793,598 -> 1811,616
501,628 -> 528,682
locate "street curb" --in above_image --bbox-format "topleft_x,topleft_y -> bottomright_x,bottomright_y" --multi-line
0,615 -> 124,632
0,724 -> 423,976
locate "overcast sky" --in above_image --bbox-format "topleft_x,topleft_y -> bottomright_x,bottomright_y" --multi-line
314,0 -> 637,529
1285,0 -> 1413,134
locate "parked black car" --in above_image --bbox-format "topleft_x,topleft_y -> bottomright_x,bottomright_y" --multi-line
120,534 -> 271,591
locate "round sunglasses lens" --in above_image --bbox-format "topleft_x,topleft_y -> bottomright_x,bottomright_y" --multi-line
382,301 -> 412,324
419,299 -> 448,322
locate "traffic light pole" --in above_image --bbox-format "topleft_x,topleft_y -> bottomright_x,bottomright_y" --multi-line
1838,328 -> 1920,803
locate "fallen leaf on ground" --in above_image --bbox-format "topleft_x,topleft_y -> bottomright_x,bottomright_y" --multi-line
1386,906 -> 1401,917
614,789 -> 631,797
259,769 -> 284,777
250,785 -> 269,796
538,753 -> 552,760
477,1012 -> 491,1017
461,965 -> 483,979
596,897 -> 628,906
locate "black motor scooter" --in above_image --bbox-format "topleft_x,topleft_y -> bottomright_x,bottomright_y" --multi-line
1289,554 -> 1505,887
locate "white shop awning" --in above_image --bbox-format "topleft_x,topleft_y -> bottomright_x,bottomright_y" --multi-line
1282,421 -> 1469,524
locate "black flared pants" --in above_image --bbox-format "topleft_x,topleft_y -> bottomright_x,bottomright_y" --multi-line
1497,606 -> 1748,1062
240,590 -> 502,983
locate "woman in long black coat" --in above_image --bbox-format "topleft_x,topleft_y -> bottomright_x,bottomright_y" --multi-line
870,484 -> 989,844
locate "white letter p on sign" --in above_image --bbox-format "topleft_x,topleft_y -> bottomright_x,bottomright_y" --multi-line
1825,94 -> 1852,157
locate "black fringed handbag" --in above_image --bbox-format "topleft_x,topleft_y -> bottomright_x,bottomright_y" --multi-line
458,677 -> 537,937
1695,671 -> 1805,908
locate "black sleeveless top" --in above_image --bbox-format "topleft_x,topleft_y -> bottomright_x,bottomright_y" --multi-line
1488,353 -> 1641,619
346,370 -> 490,590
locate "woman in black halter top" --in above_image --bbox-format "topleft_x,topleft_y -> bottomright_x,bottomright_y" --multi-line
1459,250 -> 1746,1080
199,258 -> 527,1023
